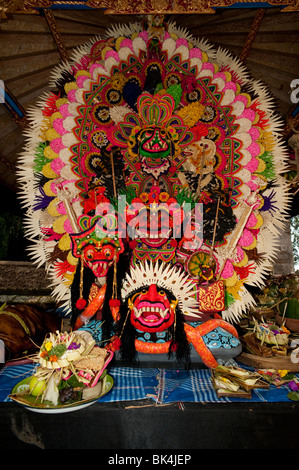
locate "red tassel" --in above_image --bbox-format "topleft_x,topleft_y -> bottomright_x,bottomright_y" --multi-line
108,336 -> 121,351
109,298 -> 121,308
76,298 -> 87,310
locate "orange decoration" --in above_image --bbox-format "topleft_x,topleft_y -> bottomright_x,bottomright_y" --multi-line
134,314 -> 239,369
74,284 -> 107,329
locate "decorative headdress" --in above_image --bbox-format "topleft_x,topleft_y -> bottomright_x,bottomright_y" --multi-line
18,18 -> 291,323
121,261 -> 200,319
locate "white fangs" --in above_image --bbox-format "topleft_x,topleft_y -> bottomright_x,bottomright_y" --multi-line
87,260 -> 108,276
133,306 -> 169,319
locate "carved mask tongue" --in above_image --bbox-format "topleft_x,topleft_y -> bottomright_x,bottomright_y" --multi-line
88,261 -> 109,277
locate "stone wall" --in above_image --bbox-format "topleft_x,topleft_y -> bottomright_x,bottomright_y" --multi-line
0,261 -> 55,307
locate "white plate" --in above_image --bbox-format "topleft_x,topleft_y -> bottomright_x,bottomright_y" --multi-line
9,374 -> 114,414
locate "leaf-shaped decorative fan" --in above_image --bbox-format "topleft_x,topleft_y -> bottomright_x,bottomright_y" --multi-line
18,17 -> 291,325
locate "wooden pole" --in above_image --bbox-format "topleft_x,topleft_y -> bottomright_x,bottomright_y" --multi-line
239,8 -> 266,63
43,9 -> 68,62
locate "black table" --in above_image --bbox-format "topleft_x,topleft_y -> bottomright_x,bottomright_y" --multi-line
1,400 -> 299,450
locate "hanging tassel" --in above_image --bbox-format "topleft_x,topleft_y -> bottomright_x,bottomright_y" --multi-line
76,254 -> 87,310
209,195 -> 220,266
109,256 -> 121,321
108,154 -> 121,315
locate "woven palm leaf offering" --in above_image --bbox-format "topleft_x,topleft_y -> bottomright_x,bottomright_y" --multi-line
238,274 -> 299,371
9,330 -> 114,410
17,15 -> 291,369
211,363 -> 270,398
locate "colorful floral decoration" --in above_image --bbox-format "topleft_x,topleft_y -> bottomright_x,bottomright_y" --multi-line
18,17 -> 290,332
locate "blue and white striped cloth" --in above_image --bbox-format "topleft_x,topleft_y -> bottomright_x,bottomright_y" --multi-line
0,362 -> 160,403
154,368 -> 295,403
0,362 -> 294,404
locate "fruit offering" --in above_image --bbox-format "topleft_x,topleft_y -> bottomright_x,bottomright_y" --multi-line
25,330 -> 114,406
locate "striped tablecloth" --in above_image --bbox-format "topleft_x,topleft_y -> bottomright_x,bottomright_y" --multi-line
0,361 -> 294,404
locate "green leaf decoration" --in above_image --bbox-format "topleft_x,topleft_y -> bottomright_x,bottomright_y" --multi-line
225,291 -> 236,308
166,84 -> 183,108
33,142 -> 50,173
258,151 -> 276,180
176,187 -> 197,209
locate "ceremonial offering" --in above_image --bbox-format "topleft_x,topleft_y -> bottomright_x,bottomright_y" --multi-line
9,330 -> 114,412
9,373 -> 114,413
238,325 -> 299,372
211,364 -> 269,398
253,319 -> 290,347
